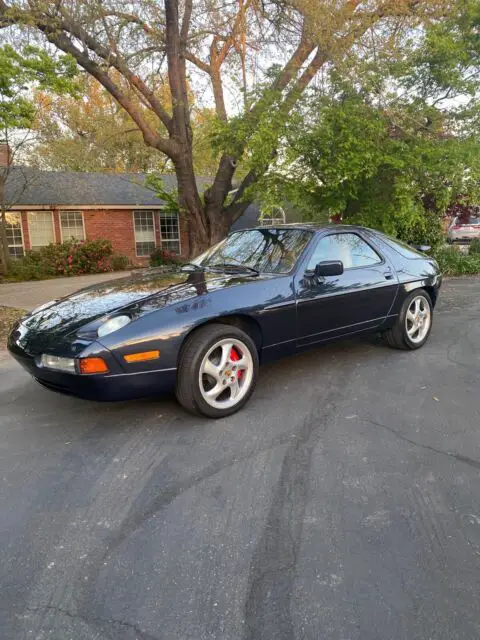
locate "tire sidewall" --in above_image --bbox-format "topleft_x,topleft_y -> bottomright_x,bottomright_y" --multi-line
400,290 -> 433,349
185,326 -> 259,418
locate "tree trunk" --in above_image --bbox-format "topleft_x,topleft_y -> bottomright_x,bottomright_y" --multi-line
174,153 -> 210,256
207,204 -> 232,246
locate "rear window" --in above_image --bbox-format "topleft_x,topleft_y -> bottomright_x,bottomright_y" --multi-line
454,216 -> 480,226
374,232 -> 425,259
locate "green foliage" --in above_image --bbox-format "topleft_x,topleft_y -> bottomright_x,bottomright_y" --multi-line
397,210 -> 445,250
0,44 -> 78,132
145,175 -> 180,215
31,74 -> 219,174
255,1 -> 480,248
210,84 -> 288,174
8,253 -> 56,281
110,255 -> 130,271
469,238 -> 480,255
149,247 -> 178,267
8,239 -> 117,281
401,0 -> 480,98
432,246 -> 480,276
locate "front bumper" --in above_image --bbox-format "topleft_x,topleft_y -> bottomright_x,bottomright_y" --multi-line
8,343 -> 176,402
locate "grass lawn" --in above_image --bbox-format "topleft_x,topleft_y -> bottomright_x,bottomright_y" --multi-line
0,306 -> 26,348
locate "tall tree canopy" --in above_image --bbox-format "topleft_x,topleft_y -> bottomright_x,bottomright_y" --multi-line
33,75 -> 220,175
0,0 -> 455,254
257,0 -> 480,246
0,43 -> 77,272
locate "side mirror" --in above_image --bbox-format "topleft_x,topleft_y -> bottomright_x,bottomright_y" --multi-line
314,260 -> 344,278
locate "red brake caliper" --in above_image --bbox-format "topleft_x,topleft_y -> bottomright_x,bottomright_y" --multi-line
229,347 -> 243,379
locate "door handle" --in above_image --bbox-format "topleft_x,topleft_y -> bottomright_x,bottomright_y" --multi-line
384,268 -> 394,280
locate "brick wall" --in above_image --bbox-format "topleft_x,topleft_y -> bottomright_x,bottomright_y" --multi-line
84,209 -> 190,263
0,144 -> 11,168
52,210 -> 62,243
18,207 -> 190,262
83,209 -> 143,264
20,212 -> 30,249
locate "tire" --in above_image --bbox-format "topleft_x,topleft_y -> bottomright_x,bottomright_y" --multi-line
176,323 -> 259,418
384,289 -> 433,350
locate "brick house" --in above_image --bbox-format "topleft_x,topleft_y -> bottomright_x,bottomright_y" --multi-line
3,166 -> 191,265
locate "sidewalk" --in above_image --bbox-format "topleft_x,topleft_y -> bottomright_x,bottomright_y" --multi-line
0,271 -> 131,311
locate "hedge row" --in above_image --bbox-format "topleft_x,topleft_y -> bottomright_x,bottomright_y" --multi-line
8,239 -> 129,281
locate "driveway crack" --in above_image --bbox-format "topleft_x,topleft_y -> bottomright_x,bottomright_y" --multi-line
357,417 -> 480,470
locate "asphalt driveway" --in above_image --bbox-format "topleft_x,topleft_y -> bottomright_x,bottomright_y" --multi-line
1,277 -> 480,640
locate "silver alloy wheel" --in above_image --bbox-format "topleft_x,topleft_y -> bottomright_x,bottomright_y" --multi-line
199,338 -> 254,410
405,295 -> 431,344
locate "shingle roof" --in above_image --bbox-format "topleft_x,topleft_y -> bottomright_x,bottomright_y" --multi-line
4,167 -> 211,207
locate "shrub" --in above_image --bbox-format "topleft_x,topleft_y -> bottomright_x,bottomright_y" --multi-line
7,239 -> 115,281
68,239 -> 113,275
9,258 -> 55,281
469,238 -> 480,255
110,255 -> 130,271
397,210 -> 445,250
150,247 -> 178,267
432,246 -> 480,276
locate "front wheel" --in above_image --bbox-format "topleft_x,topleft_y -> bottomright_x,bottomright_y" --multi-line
384,290 -> 433,350
176,323 -> 259,418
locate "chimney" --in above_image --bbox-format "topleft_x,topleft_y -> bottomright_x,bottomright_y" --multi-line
0,143 -> 12,168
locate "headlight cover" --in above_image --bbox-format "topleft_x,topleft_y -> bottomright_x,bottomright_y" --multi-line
40,354 -> 76,374
97,315 -> 131,338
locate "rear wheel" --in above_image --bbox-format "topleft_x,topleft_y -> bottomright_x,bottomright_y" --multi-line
384,290 -> 433,350
176,323 -> 259,418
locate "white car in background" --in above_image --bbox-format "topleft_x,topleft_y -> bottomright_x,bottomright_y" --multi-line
447,215 -> 480,244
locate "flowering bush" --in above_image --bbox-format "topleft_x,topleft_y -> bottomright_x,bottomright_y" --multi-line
150,247 -> 178,267
8,239 -> 119,281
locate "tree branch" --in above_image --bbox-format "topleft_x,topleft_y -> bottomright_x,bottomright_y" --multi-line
55,8 -> 173,131
184,51 -> 211,74
181,0 -> 193,46
34,24 -> 177,158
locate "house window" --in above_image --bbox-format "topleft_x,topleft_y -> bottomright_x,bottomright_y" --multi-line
5,212 -> 24,258
159,213 -> 180,254
60,211 -> 85,241
27,211 -> 55,249
260,206 -> 286,226
134,210 -> 156,257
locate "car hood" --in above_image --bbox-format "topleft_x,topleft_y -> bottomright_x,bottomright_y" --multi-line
11,267 -> 261,354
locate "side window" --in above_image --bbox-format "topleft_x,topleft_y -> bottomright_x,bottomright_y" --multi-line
308,233 -> 382,271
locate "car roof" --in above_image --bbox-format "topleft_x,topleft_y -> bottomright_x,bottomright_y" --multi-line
236,222 -> 373,234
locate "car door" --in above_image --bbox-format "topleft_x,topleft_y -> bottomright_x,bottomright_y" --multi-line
295,231 -> 398,346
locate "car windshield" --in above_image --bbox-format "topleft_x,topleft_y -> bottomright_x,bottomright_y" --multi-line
191,228 -> 313,274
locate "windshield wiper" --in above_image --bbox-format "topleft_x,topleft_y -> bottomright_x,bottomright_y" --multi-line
208,262 -> 259,276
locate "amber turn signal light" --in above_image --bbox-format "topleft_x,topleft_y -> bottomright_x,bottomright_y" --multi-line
79,357 -> 109,374
124,350 -> 160,363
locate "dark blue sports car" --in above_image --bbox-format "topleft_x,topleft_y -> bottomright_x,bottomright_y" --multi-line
8,225 -> 442,417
